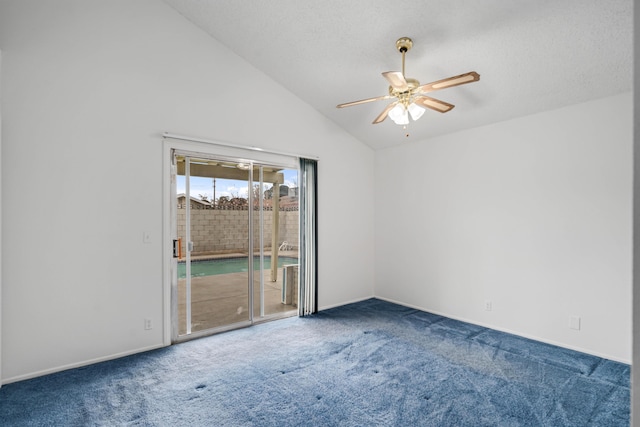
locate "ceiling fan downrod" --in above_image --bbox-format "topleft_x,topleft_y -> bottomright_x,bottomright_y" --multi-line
396,37 -> 413,77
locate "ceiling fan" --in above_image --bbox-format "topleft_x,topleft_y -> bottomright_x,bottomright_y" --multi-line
336,37 -> 480,128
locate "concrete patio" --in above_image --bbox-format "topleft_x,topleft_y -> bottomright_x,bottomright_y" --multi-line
177,252 -> 298,335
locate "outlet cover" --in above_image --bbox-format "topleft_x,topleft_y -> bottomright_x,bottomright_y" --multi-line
144,318 -> 152,330
570,316 -> 581,331
484,300 -> 492,311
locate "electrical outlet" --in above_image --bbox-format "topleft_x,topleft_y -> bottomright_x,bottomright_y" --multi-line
144,318 -> 152,330
142,231 -> 152,244
569,316 -> 581,331
484,300 -> 492,312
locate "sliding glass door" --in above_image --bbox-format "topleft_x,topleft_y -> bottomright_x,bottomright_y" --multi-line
173,151 -> 298,340
252,165 -> 300,320
176,155 -> 251,335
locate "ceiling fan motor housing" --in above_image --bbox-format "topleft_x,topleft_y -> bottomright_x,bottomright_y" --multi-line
389,78 -> 420,97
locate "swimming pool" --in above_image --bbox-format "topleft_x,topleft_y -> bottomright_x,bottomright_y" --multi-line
177,256 -> 298,279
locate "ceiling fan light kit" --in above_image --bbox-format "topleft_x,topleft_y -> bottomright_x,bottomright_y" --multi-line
336,37 -> 480,135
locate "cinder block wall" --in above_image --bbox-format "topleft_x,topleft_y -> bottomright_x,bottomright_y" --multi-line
177,207 -> 299,255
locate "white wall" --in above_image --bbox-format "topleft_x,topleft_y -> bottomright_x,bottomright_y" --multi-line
0,0 -> 375,382
632,0 -> 639,422
375,93 -> 632,362
0,49 -> 3,386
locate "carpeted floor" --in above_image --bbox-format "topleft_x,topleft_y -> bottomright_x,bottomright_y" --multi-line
0,298 -> 630,426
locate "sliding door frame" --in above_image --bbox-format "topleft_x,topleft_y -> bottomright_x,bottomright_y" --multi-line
162,136 -> 305,345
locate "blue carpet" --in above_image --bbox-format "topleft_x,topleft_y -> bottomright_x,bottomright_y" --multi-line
0,298 -> 630,426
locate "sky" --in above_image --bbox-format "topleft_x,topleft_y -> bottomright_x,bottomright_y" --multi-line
177,168 -> 298,202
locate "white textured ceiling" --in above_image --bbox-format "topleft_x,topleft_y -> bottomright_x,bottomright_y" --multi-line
163,0 -> 632,150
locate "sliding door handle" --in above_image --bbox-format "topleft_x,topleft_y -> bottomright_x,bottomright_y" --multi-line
172,240 -> 179,258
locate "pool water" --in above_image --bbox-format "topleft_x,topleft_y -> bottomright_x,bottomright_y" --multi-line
178,256 -> 298,279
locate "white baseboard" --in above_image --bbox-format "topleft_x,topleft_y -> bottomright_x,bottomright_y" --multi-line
319,295 -> 375,312
2,343 -> 167,385
375,296 -> 630,365
4,295 -> 628,385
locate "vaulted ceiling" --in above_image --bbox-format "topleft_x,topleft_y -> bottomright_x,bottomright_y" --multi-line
163,0 -> 632,150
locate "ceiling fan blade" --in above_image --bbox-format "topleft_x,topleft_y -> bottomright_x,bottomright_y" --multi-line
382,71 -> 409,92
372,101 -> 398,124
416,71 -> 480,93
336,94 -> 390,108
413,95 -> 455,113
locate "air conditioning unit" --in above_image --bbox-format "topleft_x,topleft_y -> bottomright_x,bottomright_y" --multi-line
281,264 -> 298,306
